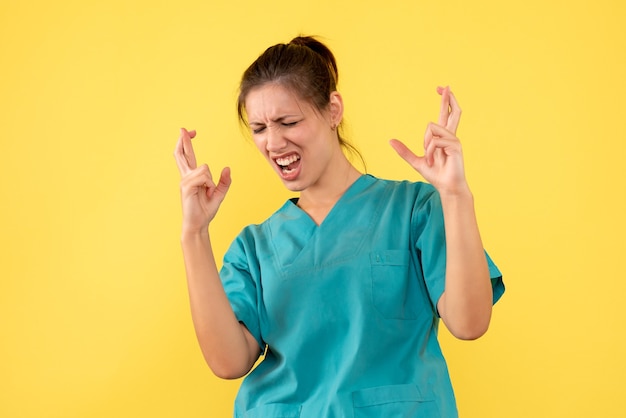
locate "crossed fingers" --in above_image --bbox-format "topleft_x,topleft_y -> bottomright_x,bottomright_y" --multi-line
437,86 -> 461,135
174,128 -> 198,177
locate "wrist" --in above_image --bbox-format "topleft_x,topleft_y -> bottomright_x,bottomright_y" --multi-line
437,184 -> 473,202
181,227 -> 210,243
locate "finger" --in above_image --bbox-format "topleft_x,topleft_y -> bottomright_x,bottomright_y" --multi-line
181,127 -> 197,169
427,136 -> 462,153
424,135 -> 441,166
437,85 -> 450,127
424,122 -> 434,155
424,122 -> 452,158
217,167 -> 232,190
425,137 -> 463,166
174,135 -> 191,176
212,167 -> 232,201
446,90 -> 462,134
181,128 -> 198,170
424,123 -> 462,165
428,122 -> 457,139
389,139 -> 426,173
180,165 -> 215,192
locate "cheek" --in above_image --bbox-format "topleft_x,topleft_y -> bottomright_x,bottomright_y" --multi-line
286,128 -> 310,148
252,136 -> 266,153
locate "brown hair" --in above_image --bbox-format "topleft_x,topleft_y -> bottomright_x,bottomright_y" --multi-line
237,36 -> 365,169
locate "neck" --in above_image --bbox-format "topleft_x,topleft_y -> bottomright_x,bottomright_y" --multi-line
297,158 -> 361,224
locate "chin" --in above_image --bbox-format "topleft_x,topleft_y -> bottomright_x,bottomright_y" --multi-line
277,175 -> 308,192
281,181 -> 306,192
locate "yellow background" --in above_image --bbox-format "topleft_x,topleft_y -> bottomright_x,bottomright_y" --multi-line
2,0 -> 624,416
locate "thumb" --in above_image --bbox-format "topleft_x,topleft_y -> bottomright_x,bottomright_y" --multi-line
214,167 -> 232,198
389,139 -> 427,174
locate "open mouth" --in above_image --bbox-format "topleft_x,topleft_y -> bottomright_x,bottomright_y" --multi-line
275,153 -> 301,174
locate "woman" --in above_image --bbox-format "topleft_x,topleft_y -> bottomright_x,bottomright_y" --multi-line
174,36 -> 504,417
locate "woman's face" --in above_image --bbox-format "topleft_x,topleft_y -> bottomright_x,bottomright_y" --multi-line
245,83 -> 342,193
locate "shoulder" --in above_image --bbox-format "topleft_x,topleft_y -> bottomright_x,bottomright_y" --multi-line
228,199 -> 296,248
364,174 -> 438,204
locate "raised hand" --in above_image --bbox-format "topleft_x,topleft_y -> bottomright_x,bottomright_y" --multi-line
173,128 -> 231,233
389,86 -> 469,196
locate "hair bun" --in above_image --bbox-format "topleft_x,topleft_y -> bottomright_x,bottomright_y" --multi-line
288,36 -> 310,47
289,36 -> 338,83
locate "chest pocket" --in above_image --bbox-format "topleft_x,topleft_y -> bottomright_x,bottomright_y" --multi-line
243,403 -> 301,418
370,250 -> 421,320
353,384 -> 439,417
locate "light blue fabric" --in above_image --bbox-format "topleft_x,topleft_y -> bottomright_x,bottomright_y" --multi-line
220,174 -> 504,418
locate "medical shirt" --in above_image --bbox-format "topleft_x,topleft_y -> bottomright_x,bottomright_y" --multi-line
220,174 -> 504,418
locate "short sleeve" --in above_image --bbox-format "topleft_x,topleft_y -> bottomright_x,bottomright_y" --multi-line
486,252 -> 505,304
219,231 -> 265,352
411,184 -> 504,314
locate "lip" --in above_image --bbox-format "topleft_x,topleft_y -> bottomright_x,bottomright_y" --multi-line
271,151 -> 300,161
279,162 -> 301,181
271,152 -> 302,182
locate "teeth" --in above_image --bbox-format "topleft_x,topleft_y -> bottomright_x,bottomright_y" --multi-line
276,154 -> 300,166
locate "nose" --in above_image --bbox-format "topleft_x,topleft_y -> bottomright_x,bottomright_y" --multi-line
265,126 -> 287,152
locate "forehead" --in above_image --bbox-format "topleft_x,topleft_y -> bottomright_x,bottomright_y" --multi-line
245,83 -> 315,122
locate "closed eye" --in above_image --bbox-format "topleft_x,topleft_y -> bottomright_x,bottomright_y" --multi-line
251,120 -> 299,134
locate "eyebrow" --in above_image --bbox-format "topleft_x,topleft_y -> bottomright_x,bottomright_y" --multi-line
248,115 -> 300,126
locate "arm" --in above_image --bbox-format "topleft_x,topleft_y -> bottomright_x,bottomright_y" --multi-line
437,189 -> 492,340
174,128 -> 260,378
390,87 -> 493,340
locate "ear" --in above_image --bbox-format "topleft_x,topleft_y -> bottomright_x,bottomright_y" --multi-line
328,91 -> 344,128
